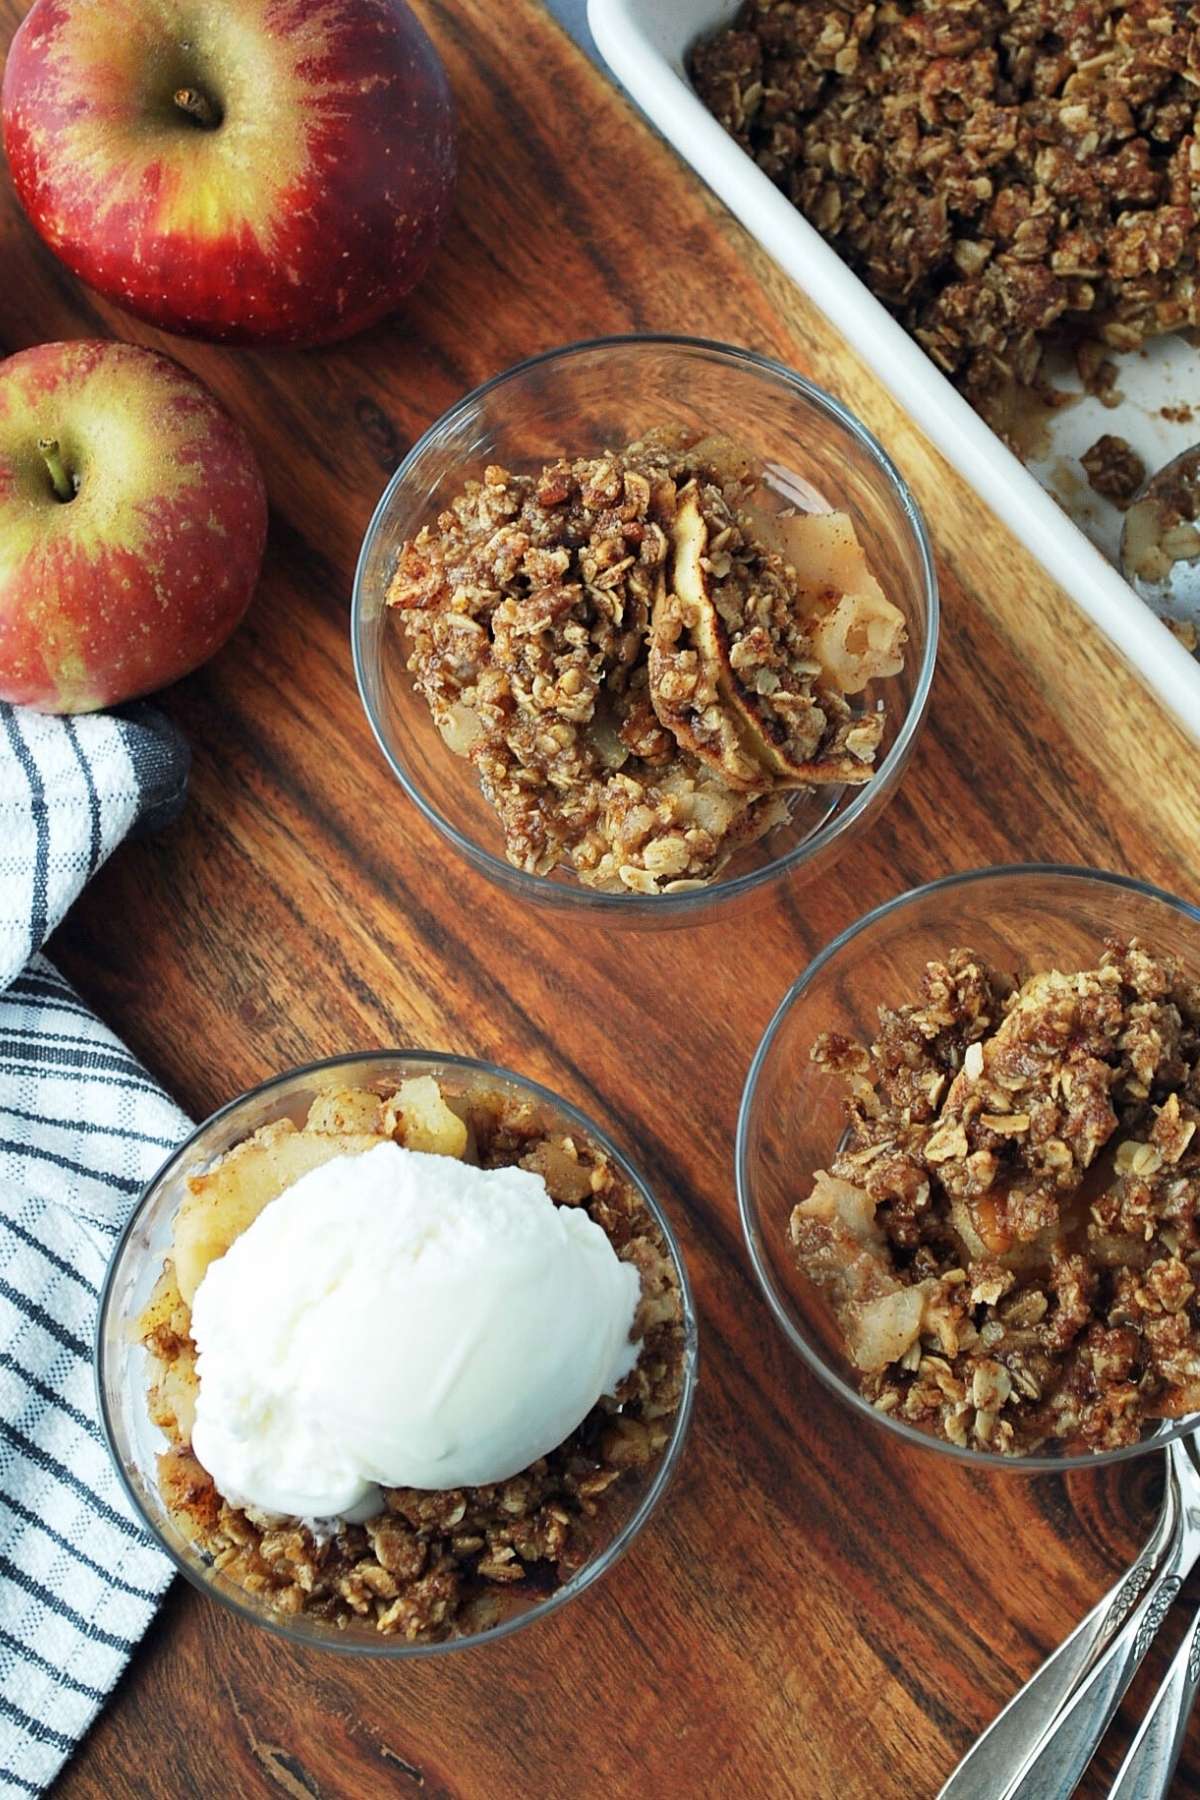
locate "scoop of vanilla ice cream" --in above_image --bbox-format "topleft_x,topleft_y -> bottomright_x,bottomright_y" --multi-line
187,1140 -> 642,1520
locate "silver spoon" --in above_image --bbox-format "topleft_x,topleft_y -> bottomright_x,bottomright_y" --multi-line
937,1473 -> 1178,1800
1003,1433 -> 1200,1800
1108,1597 -> 1200,1799
938,1434 -> 1195,1800
1119,445 -> 1200,639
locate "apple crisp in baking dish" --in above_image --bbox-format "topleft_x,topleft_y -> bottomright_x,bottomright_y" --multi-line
791,938 -> 1200,1454
692,2 -> 1200,419
387,427 -> 906,892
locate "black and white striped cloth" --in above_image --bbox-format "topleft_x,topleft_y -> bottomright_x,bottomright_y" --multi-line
0,703 -> 192,1797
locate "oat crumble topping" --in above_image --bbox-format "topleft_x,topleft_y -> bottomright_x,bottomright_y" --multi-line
1081,433 -> 1147,507
139,1081 -> 686,1639
387,429 -> 906,892
790,938 -> 1200,1454
691,2 -> 1200,418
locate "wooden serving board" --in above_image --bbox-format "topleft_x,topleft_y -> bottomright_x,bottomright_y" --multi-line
3,1 -> 1200,1795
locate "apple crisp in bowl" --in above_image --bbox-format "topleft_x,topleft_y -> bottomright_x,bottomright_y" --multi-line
353,336 -> 937,923
738,865 -> 1200,1470
692,2 -> 1200,424
388,428 -> 904,893
97,1053 -> 697,1654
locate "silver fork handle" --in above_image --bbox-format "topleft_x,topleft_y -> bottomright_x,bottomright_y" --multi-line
1108,1605 -> 1200,1800
1008,1514 -> 1200,1800
937,1473 -> 1180,1800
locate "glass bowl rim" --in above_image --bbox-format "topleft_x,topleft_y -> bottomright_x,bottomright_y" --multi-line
95,1047 -> 700,1657
349,330 -> 940,916
735,861 -> 1200,1473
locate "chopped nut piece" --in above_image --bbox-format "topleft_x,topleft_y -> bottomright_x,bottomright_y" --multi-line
925,1121 -> 969,1163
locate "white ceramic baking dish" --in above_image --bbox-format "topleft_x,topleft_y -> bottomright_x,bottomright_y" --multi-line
589,0 -> 1200,736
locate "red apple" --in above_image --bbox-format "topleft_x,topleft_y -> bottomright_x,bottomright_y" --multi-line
0,339 -> 267,711
1,0 -> 456,348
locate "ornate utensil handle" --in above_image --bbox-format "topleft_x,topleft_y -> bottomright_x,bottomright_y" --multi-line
1107,1604 -> 1200,1800
937,1467 -> 1179,1800
1006,1506 -> 1200,1800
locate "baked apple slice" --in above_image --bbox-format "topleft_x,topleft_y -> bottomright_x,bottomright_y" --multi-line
650,483 -> 897,789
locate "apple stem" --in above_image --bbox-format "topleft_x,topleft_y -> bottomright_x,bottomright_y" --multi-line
174,86 -> 221,129
37,438 -> 74,503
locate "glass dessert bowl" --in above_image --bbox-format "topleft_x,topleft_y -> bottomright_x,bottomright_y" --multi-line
737,865 -> 1200,1472
352,334 -> 938,925
97,1052 -> 697,1655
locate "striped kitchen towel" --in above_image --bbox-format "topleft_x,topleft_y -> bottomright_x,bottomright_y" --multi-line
0,703 -> 192,1797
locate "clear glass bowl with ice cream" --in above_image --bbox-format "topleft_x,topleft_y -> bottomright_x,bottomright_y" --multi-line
97,1052 -> 697,1654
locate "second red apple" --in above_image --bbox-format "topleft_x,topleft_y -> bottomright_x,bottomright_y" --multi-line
0,340 -> 267,712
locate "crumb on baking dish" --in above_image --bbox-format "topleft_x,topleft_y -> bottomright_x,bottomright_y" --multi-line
1080,435 -> 1146,509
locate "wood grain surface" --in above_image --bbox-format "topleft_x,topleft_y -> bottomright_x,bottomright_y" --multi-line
4,1 -> 1200,1795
